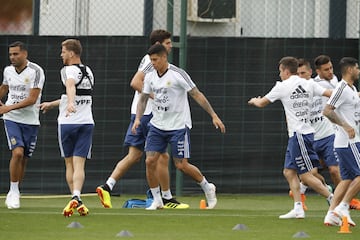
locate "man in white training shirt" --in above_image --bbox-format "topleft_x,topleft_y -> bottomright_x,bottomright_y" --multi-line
0,41 -> 45,209
248,56 -> 333,219
323,57 -> 360,227
40,39 -> 93,217
132,44 -> 226,210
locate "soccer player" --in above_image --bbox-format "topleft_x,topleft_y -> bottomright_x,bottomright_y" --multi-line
132,44 -> 225,210
96,29 -> 188,209
0,41 -> 45,209
248,56 -> 333,219
40,39 -> 94,216
323,57 -> 360,226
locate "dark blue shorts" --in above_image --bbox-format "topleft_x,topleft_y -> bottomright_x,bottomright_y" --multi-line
4,120 -> 39,158
313,134 -> 338,167
145,124 -> 191,159
335,142 -> 360,180
58,124 -> 94,159
124,114 -> 152,150
284,132 -> 319,174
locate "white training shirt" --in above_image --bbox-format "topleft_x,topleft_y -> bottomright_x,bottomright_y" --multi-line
58,65 -> 94,124
327,79 -> 360,148
310,75 -> 338,140
130,54 -> 154,115
143,63 -> 195,130
2,60 -> 45,125
265,75 -> 326,137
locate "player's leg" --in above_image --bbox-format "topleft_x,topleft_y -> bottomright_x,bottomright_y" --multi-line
170,127 -> 217,209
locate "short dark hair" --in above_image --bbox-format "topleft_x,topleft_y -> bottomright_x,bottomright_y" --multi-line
314,55 -> 331,69
298,58 -> 311,69
147,44 -> 167,56
9,41 -> 27,51
279,56 -> 299,74
339,57 -> 358,75
62,38 -> 82,56
149,29 -> 171,45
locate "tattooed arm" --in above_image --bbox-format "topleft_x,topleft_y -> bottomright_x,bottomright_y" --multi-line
323,104 -> 355,138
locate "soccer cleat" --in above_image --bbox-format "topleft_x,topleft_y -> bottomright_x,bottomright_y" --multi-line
77,203 -> 89,216
63,199 -> 78,217
324,211 -> 342,226
279,209 -> 305,219
145,199 -> 164,210
350,198 -> 360,210
96,185 -> 112,208
334,206 -> 356,226
162,198 -> 190,209
5,192 -> 20,209
205,183 -> 217,209
288,190 -> 308,211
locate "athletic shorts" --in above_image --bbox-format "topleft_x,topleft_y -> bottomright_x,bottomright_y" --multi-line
335,142 -> 360,180
124,114 -> 152,150
4,119 -> 39,158
313,134 -> 338,167
284,132 -> 319,174
145,124 -> 191,159
58,124 -> 94,159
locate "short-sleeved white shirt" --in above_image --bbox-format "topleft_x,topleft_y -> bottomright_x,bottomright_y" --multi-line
265,75 -> 326,137
327,79 -> 360,148
58,65 -> 94,124
2,61 -> 45,125
143,64 -> 195,130
310,76 -> 338,140
130,54 -> 154,115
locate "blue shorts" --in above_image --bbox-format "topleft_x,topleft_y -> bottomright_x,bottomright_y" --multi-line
4,120 -> 39,158
145,124 -> 191,159
313,134 -> 338,167
284,132 -> 319,174
58,124 -> 94,159
335,142 -> 360,180
124,114 -> 152,150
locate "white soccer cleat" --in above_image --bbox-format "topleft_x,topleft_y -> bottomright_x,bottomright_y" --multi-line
205,183 -> 217,209
145,200 -> 164,210
5,192 -> 20,209
334,206 -> 356,226
279,209 -> 305,219
324,210 -> 342,226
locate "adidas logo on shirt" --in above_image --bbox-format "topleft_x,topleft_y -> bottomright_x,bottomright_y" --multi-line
290,85 -> 309,99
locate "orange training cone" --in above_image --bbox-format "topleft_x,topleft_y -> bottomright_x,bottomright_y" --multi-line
338,216 -> 351,234
200,199 -> 206,209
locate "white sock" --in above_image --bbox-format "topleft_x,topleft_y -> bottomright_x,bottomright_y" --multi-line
106,177 -> 116,191
10,181 -> 20,194
73,190 -> 81,199
339,201 -> 349,210
294,201 -> 303,211
161,189 -> 173,200
198,177 -> 211,192
299,182 -> 308,194
150,186 -> 162,202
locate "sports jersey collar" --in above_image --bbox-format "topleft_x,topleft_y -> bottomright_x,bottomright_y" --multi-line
14,60 -> 29,74
156,63 -> 170,77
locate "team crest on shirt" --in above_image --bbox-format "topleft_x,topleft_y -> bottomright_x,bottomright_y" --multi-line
10,137 -> 17,146
166,80 -> 172,86
24,77 -> 30,84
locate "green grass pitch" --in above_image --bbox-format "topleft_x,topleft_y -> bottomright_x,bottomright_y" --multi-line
0,194 -> 358,240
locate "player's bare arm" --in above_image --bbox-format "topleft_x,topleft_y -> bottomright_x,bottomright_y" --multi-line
130,71 -> 145,92
323,104 -> 355,138
0,84 -> 9,100
131,92 -> 150,134
188,87 -> 226,133
248,96 -> 271,108
65,78 -> 76,116
39,99 -> 61,113
0,88 -> 41,114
